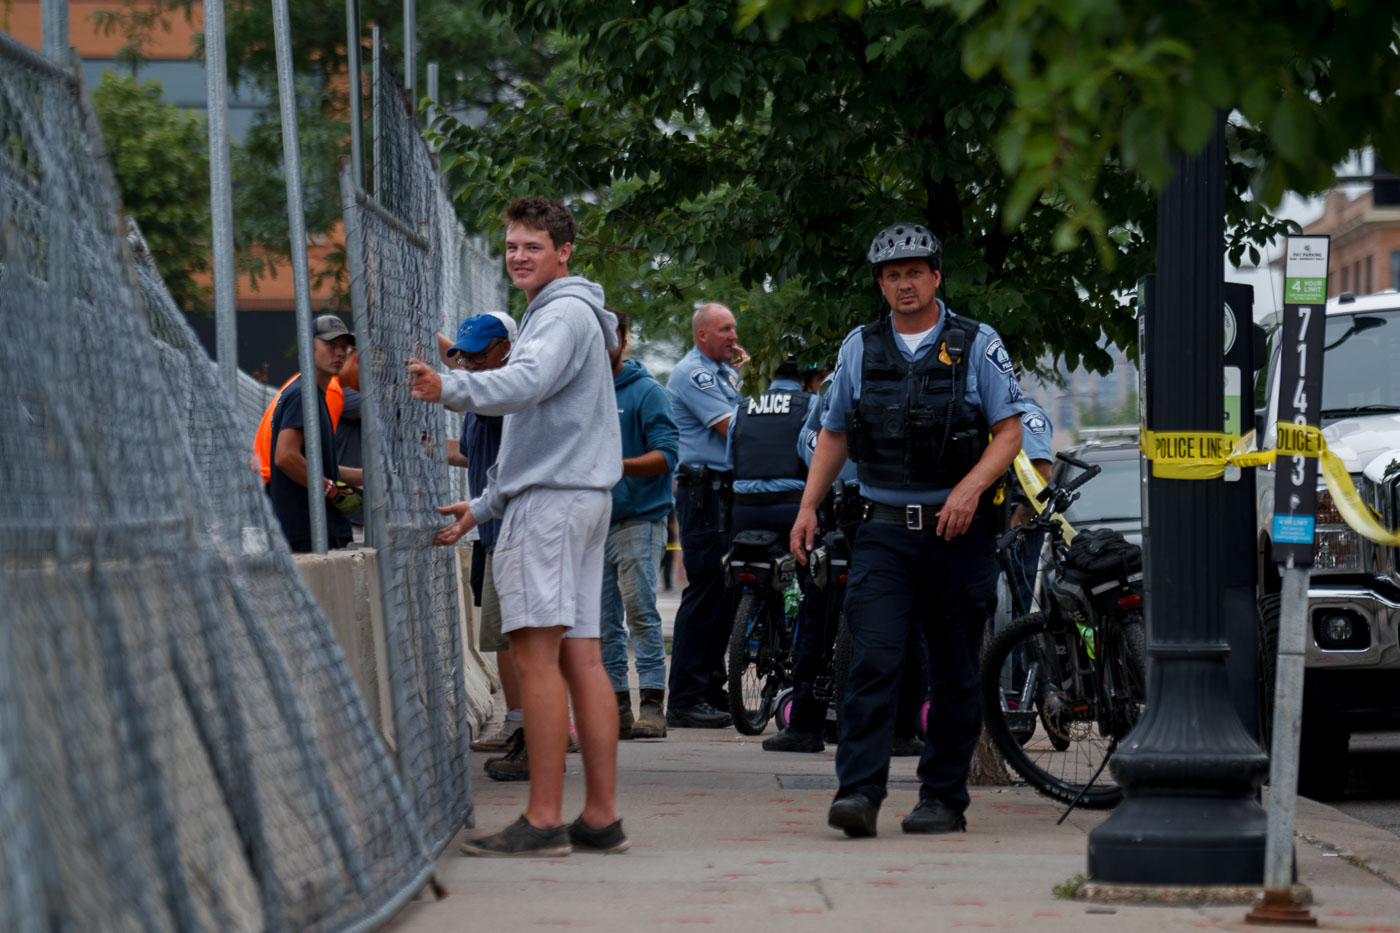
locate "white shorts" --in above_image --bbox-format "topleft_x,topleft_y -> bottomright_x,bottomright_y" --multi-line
491,486 -> 611,639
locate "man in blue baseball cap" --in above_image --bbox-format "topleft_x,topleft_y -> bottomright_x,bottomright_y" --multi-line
436,312 -> 524,777
443,310 -> 518,361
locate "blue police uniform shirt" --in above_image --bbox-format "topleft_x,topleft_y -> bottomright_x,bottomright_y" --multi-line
728,378 -> 818,494
821,302 -> 1027,507
1020,399 -> 1053,463
798,373 -> 859,485
667,344 -> 742,470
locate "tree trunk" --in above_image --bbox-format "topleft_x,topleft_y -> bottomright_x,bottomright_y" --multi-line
968,619 -> 1012,786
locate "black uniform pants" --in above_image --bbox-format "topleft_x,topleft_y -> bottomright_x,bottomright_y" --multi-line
667,483 -> 732,708
835,516 -> 998,811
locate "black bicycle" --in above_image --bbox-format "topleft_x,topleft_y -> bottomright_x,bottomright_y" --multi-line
979,452 -> 1148,809
724,529 -> 798,734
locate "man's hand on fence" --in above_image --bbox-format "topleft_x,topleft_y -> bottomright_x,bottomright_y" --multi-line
432,501 -> 477,546
406,358 -> 442,403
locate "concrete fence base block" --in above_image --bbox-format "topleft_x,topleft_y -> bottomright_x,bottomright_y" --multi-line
294,544 -> 497,751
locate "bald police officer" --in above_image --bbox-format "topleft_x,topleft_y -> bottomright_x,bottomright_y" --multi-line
665,303 -> 747,728
791,222 -> 1026,838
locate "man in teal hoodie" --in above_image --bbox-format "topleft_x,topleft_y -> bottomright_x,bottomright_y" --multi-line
604,310 -> 679,740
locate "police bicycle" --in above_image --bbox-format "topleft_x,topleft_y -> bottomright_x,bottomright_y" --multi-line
979,452 -> 1147,809
774,481 -> 861,742
723,529 -> 799,734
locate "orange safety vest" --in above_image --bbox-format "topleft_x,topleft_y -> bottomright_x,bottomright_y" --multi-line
251,374 -> 344,482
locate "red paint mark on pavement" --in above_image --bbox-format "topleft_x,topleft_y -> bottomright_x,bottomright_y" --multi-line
867,881 -> 899,888
880,867 -> 912,873
1031,910 -> 1065,918
784,808 -> 813,813
779,820 -> 806,825
768,798 -> 795,803
685,792 -> 712,797
719,872 -> 757,879
751,859 -> 787,865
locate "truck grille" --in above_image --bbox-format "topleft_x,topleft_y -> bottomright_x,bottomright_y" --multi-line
1368,465 -> 1400,587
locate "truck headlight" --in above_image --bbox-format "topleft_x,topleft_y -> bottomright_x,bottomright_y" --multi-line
1313,488 -> 1364,571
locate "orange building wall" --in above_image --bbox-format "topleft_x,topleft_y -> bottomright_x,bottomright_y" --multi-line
6,0 -> 343,311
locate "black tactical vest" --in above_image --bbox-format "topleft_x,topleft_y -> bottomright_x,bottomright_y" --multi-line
844,313 -> 988,490
732,385 -> 812,482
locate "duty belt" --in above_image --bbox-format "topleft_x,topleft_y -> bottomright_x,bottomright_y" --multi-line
677,464 -> 734,534
861,500 -> 940,531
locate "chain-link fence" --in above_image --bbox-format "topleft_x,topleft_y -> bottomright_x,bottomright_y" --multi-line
340,59 -> 477,858
0,33 -> 433,932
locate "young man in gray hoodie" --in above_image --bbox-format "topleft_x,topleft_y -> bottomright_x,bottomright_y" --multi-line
406,197 -> 627,857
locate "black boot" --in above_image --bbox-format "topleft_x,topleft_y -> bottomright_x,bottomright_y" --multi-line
616,690 -> 635,740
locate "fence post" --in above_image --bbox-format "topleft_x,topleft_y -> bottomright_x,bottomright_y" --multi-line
271,0 -> 328,553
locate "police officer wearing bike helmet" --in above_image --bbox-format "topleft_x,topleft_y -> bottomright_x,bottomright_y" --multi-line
790,222 -> 1026,837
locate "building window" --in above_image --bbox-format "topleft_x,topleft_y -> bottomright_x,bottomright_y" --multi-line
1365,255 -> 1372,294
81,59 -> 271,143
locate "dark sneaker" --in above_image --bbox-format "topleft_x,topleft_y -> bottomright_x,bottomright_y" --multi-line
471,722 -> 522,753
459,816 -> 571,858
901,798 -> 967,834
567,816 -> 631,854
666,702 -> 733,729
485,732 -> 530,782
890,735 -> 925,757
762,727 -> 825,753
827,793 -> 879,838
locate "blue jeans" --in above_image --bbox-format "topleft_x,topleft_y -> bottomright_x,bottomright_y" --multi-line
600,519 -> 669,692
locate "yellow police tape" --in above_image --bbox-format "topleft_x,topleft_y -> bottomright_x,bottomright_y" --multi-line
1137,423 -> 1400,546
1012,451 -> 1078,543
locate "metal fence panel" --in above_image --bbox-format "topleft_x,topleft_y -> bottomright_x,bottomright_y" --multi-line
343,59 -> 476,857
0,33 -> 431,933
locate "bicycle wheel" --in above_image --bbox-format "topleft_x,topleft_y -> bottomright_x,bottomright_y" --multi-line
728,591 -> 777,734
1099,611 -> 1147,741
832,612 -> 852,741
980,612 -> 1124,808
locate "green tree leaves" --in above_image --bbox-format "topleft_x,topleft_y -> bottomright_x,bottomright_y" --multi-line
91,71 -> 212,311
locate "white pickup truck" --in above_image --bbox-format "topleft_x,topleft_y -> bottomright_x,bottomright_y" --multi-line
1256,290 -> 1400,799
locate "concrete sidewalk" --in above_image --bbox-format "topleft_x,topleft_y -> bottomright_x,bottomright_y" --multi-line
388,724 -> 1400,932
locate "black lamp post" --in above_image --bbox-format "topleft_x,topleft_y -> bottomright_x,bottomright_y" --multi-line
1086,112 -> 1271,885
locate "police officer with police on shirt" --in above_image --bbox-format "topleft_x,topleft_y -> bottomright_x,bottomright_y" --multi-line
728,358 -> 814,535
665,302 -> 748,729
790,222 -> 1026,838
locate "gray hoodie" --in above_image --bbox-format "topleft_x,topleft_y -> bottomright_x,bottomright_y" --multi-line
440,276 -> 622,524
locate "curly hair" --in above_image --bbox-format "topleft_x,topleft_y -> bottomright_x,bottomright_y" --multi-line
502,196 -> 578,249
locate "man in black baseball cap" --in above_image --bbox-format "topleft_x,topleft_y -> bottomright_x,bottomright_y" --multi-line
267,314 -> 362,551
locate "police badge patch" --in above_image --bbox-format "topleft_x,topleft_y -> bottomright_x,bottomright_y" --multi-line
691,369 -> 716,390
1025,413 -> 1048,434
985,339 -> 1014,374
